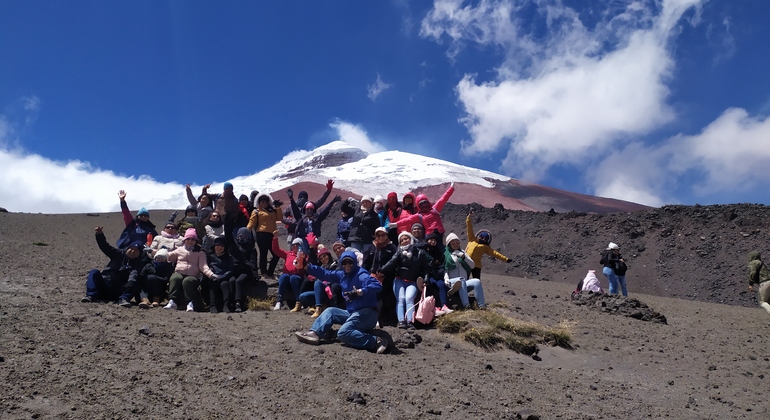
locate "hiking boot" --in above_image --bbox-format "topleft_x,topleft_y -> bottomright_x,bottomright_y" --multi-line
290,302 -> 302,312
81,295 -> 96,303
397,321 -> 407,329
375,336 -> 389,354
295,331 -> 321,345
118,299 -> 132,308
447,281 -> 461,296
440,304 -> 454,314
235,302 -> 243,313
406,322 -> 415,330
210,306 -> 219,314
186,302 -> 194,312
223,304 -> 232,314
139,298 -> 151,309
151,301 -> 160,308
163,299 -> 177,310
310,305 -> 325,319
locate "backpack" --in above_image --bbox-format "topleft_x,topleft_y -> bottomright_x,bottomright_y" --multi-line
599,250 -> 610,265
613,260 -> 628,276
413,286 -> 435,325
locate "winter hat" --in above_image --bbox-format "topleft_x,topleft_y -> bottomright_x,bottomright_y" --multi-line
184,229 -> 198,240
292,238 -> 304,246
476,230 -> 491,245
317,245 -> 332,259
374,227 -> 388,236
304,202 -> 315,210
426,231 -> 441,244
223,182 -> 233,190
373,195 -> 385,204
387,192 -> 398,204
411,223 -> 424,232
154,248 -> 169,261
608,242 -> 619,250
213,236 -> 227,247
137,207 -> 150,217
257,194 -> 271,204
239,194 -> 249,202
445,232 -> 460,246
185,204 -> 198,214
361,195 -> 373,204
398,231 -> 415,245
127,240 -> 144,250
332,241 -> 346,255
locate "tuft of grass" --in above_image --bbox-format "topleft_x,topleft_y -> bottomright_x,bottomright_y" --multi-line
436,309 -> 573,354
247,297 -> 275,311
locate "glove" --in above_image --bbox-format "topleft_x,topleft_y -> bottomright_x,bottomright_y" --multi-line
332,195 -> 341,203
273,199 -> 283,208
306,232 -> 318,248
325,179 -> 334,191
170,210 -> 179,221
286,188 -> 293,199
506,258 -> 513,263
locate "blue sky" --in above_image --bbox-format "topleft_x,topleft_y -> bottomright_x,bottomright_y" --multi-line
1,0 -> 769,213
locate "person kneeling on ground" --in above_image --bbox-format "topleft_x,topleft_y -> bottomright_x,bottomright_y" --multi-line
295,251 -> 389,354
748,250 -> 770,315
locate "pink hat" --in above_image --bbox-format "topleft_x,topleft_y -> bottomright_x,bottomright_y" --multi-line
305,202 -> 315,210
184,229 -> 198,240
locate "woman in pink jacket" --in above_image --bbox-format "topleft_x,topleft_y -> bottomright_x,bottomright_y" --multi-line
397,183 -> 455,245
164,229 -> 217,312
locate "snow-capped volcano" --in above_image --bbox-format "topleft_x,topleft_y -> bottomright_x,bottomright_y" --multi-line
228,140 -> 510,197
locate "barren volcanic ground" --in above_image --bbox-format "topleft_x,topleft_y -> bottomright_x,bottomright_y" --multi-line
1,204 -> 770,419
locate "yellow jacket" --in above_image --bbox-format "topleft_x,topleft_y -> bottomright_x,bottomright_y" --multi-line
246,207 -> 283,233
465,214 -> 509,269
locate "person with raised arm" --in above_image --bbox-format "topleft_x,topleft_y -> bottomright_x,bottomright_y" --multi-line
246,194 -> 284,279
115,190 -> 158,250
397,182 -> 455,248
282,179 -> 334,245
465,208 -> 512,280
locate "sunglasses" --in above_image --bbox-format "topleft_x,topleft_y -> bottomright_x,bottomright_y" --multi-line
165,225 -> 177,230
375,233 -> 388,237
341,260 -> 355,266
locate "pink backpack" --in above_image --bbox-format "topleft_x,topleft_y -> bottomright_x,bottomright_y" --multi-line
413,286 -> 435,325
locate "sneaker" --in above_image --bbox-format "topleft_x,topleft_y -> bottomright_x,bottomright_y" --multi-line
441,304 -> 454,314
447,281 -> 461,296
186,302 -> 194,312
406,322 -> 415,331
81,296 -> 96,303
295,331 -> 320,345
151,301 -> 160,308
210,306 -> 219,314
234,302 -> 242,313
273,301 -> 282,311
434,308 -> 445,317
118,299 -> 132,308
375,336 -> 389,354
163,300 -> 177,310
397,321 -> 407,329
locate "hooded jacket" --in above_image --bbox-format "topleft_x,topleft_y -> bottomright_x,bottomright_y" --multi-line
226,227 -> 259,278
246,197 -> 283,233
347,206 -> 381,245
465,214 -> 509,268
443,233 -> 475,280
581,270 -> 604,293
397,185 -> 454,235
748,251 -> 770,286
379,234 -> 430,282
117,200 -> 158,249
306,250 -> 382,313
96,232 -> 150,283
284,189 -> 332,235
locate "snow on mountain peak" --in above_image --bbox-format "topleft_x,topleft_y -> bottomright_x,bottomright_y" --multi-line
225,141 -> 511,198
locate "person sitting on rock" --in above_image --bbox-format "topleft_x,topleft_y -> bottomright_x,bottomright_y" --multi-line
115,190 -> 157,250
205,237 -> 236,313
298,244 -> 344,318
364,227 -> 398,326
168,205 -> 199,237
82,226 -> 150,308
465,208 -> 512,280
377,232 -> 430,330
580,270 -> 605,294
164,229 -> 218,312
424,230 -> 453,315
271,232 -> 308,311
202,211 -> 225,254
149,222 -> 184,257
443,232 -> 486,310
600,242 -> 628,296
748,250 -> 770,315
295,251 -> 389,354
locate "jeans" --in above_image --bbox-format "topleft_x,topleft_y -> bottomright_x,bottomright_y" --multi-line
447,277 -> 486,308
393,278 -> 418,323
86,269 -> 135,302
277,273 -> 303,304
603,266 -> 627,296
430,277 -> 448,307
299,281 -> 341,308
255,232 -> 279,277
311,307 -> 379,351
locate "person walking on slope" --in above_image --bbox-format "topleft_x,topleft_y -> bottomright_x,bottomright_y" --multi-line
748,250 -> 770,315
465,208 -> 512,280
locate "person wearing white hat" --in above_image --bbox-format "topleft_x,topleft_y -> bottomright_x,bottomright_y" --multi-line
600,242 -> 627,296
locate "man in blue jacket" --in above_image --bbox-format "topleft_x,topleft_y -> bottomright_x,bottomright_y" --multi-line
296,251 -> 389,354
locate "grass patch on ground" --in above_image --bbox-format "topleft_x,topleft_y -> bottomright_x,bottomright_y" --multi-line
435,308 -> 573,355
247,297 -> 275,311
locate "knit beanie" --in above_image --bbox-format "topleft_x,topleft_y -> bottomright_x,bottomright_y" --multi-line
292,238 -> 304,246
154,248 -> 169,261
445,232 -> 460,246
184,229 -> 198,240
223,182 -> 233,190
137,208 -> 150,217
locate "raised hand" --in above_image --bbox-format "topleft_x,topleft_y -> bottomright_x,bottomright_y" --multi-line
286,188 -> 294,199
118,190 -> 126,201
306,232 -> 318,248
95,226 -> 104,234
325,179 -> 334,191
332,195 -> 342,203
272,199 -> 283,208
185,183 -> 191,190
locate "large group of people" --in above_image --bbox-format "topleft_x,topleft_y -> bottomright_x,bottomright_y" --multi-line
82,180 -> 639,353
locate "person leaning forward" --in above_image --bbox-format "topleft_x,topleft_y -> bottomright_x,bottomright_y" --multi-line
748,250 -> 770,315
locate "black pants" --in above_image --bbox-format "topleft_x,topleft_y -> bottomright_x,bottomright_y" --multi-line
471,267 -> 482,280
256,231 -> 279,277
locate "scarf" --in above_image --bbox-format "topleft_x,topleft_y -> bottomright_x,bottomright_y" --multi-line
161,230 -> 179,239
207,219 -> 223,228
444,248 -> 472,276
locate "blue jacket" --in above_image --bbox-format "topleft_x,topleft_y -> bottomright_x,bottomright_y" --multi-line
306,250 -> 382,313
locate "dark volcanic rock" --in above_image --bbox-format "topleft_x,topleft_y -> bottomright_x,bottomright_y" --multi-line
571,292 -> 668,324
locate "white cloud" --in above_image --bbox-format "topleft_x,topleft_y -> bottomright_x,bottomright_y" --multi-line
329,120 -> 385,153
22,96 -> 40,111
367,73 -> 393,101
419,0 -> 770,206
